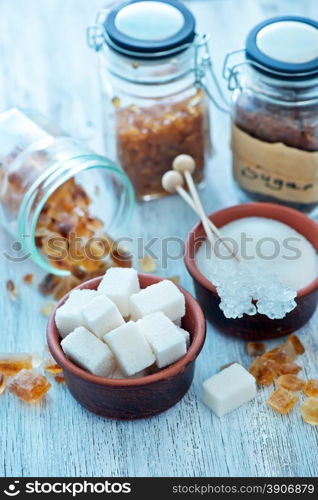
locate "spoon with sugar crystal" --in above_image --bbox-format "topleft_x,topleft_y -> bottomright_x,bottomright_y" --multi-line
162,155 -> 297,320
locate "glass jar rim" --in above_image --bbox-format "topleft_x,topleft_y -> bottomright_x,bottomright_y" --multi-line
18,153 -> 135,276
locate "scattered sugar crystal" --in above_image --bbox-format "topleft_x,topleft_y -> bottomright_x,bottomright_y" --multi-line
301,398 -> 318,425
247,342 -> 265,357
9,369 -> 51,403
304,379 -> 318,397
267,388 -> 298,415
279,363 -> 302,375
6,279 -> 18,301
44,360 -> 62,375
277,374 -> 306,391
288,334 -> 305,355
249,356 -> 278,386
0,374 -> 6,395
23,273 -> 34,284
0,354 -> 33,376
263,340 -> 297,364
54,375 -> 66,385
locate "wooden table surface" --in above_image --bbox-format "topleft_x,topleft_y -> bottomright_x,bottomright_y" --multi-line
1,0 -> 318,478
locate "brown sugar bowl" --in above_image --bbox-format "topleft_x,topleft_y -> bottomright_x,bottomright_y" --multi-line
47,273 -> 206,420
184,203 -> 318,341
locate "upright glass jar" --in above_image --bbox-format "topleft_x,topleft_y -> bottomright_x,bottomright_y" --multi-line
88,0 -> 214,200
224,16 -> 318,213
0,108 -> 135,277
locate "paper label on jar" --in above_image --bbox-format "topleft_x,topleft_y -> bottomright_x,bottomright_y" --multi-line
231,124 -> 318,204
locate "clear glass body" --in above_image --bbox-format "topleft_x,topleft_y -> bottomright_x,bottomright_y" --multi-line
98,43 -> 212,200
230,66 -> 318,212
0,109 -> 135,275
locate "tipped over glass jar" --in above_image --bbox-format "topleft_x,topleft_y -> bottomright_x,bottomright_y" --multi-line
0,108 -> 135,284
88,0 -> 220,200
224,16 -> 318,213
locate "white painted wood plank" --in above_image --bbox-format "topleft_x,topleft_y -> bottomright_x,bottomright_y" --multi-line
0,0 -> 317,478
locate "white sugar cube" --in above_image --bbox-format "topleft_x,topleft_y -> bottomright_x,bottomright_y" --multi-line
55,289 -> 98,338
176,326 -> 190,348
61,326 -> 115,377
104,321 -> 155,377
137,312 -> 187,368
81,295 -> 124,339
98,267 -> 140,317
202,363 -> 256,417
130,280 -> 185,321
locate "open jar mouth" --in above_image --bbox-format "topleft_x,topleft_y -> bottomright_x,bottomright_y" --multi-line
18,154 -> 135,276
184,203 -> 318,300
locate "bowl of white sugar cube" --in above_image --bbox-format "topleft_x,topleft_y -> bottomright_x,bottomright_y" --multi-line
185,202 -> 318,340
47,268 -> 206,419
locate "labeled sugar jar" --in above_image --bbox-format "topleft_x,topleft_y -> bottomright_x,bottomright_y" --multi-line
0,108 -> 134,279
224,16 -> 318,212
88,0 -> 214,200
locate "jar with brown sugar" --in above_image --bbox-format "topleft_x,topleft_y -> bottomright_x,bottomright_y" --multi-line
88,0 -> 215,200
224,16 -> 318,212
0,108 -> 134,277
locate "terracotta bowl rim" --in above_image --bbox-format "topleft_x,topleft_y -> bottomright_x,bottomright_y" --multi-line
47,273 -> 206,387
184,202 -> 318,299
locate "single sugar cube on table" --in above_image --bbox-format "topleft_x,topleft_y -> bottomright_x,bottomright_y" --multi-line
203,363 -> 256,417
61,326 -> 115,377
55,289 -> 98,338
98,267 -> 140,317
104,321 -> 155,377
130,280 -> 185,321
137,312 -> 187,368
81,295 -> 124,339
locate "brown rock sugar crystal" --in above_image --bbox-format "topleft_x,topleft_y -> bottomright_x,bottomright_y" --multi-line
301,398 -> 318,425
276,374 -> 306,392
249,356 -> 279,386
304,379 -> 318,397
0,354 -> 33,376
9,369 -> 51,403
267,388 -> 298,415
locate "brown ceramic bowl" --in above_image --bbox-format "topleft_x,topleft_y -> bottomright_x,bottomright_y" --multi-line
185,203 -> 318,341
47,273 -> 206,420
